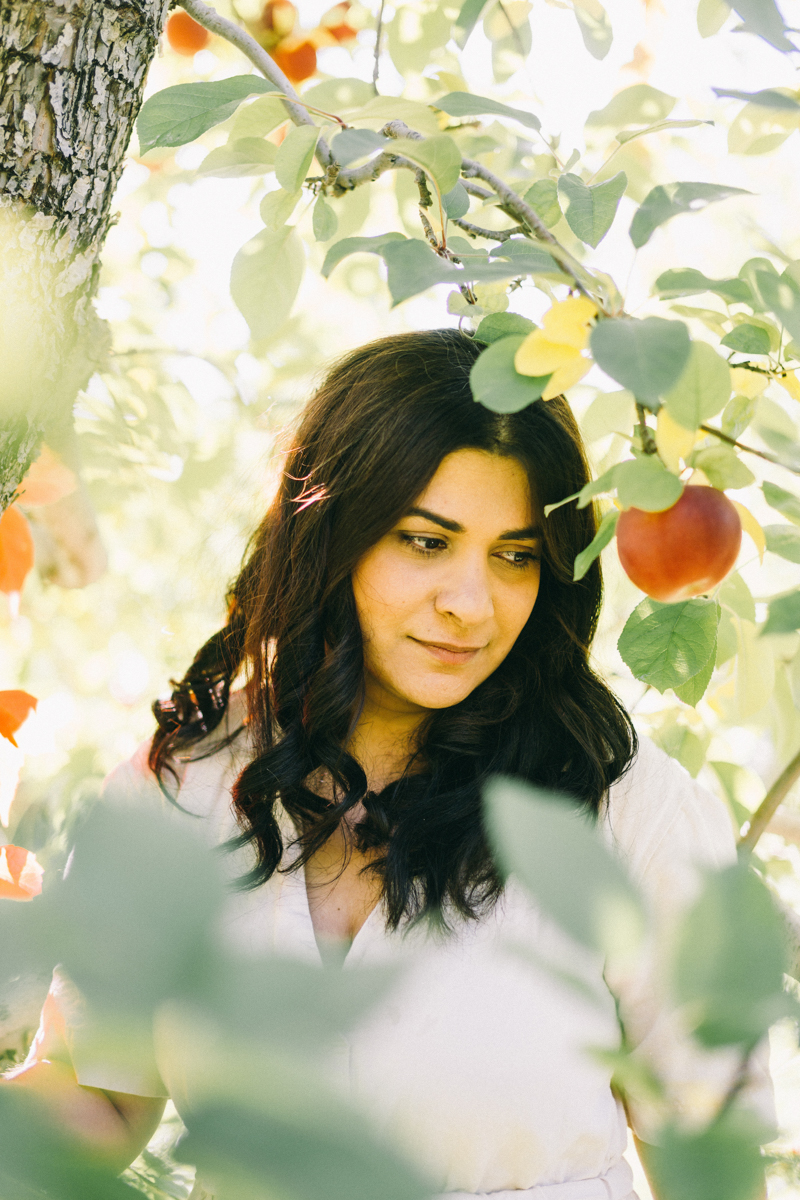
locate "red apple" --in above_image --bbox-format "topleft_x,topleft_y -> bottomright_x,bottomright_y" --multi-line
616,485 -> 742,603
165,11 -> 210,55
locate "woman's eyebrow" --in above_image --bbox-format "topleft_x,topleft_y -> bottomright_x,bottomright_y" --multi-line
404,507 -> 541,540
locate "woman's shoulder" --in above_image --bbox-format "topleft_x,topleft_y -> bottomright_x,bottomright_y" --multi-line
102,689 -> 251,825
602,735 -> 737,899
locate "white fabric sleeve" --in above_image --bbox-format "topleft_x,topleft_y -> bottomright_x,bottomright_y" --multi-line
602,737 -> 776,1140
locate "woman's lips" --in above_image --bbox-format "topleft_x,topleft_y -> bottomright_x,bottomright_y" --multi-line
411,637 -> 484,666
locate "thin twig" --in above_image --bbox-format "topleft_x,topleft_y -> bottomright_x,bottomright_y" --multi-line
698,423 -> 800,477
636,403 -> 657,455
452,219 -> 526,241
739,746 -> 800,851
372,0 -> 387,94
180,0 -> 334,166
415,169 -> 433,209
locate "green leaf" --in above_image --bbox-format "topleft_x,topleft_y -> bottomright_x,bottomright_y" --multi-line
470,336 -> 550,413
381,240 -> 463,305
764,523 -> 800,562
230,94 -> 292,140
330,128 -> 389,166
197,137 -> 277,178
698,0 -> 731,36
581,388 -> 636,442
453,0 -> 492,46
728,94 -> 800,154
654,267 -> 753,305
690,443 -> 755,489
673,861 -> 788,1046
756,269 -> 800,343
719,571 -> 756,621
230,225 -> 305,340
763,480 -> 800,525
443,182 -> 470,218
136,76 -> 278,155
260,188 -> 301,231
573,509 -> 618,581
433,91 -> 541,131
557,171 -> 626,248
652,718 -> 709,776
629,181 -> 751,248
312,195 -> 338,242
586,84 -> 676,128
728,0 -> 795,52
713,86 -> 800,110
488,238 -> 561,275
615,118 -> 713,145
275,124 -> 320,192
673,647 -> 716,705
322,232 -> 407,278
739,257 -> 778,311
391,134 -> 463,195
720,323 -> 772,353
763,590 -> 800,635
475,312 -> 536,344
523,179 -> 561,228
640,1110 -> 770,1200
615,457 -> 683,511
590,316 -> 691,404
302,77 -> 375,111
618,597 -> 720,692
484,777 -> 645,956
573,0 -> 613,60
341,95 -> 442,137
663,340 -> 731,429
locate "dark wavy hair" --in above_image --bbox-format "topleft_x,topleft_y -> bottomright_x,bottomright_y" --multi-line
150,328 -> 636,927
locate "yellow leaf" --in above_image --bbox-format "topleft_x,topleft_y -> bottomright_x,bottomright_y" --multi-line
729,366 -> 768,399
731,500 -> 765,563
541,296 -> 598,350
687,467 -> 712,487
656,408 -> 695,474
542,356 -> 592,399
515,331 -> 581,376
778,369 -> 800,402
734,617 -> 775,719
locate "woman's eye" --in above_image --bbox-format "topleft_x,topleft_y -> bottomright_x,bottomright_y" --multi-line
498,550 -> 540,569
401,534 -> 446,555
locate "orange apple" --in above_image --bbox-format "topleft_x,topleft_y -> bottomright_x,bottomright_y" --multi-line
165,11 -> 210,55
271,37 -> 317,83
616,485 -> 742,603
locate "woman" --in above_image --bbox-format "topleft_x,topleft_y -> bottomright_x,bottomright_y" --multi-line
5,329 -> 770,1195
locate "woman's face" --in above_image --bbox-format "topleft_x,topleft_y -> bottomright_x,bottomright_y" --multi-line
352,449 -> 541,716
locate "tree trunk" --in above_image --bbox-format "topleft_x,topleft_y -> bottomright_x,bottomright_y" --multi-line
0,0 -> 170,511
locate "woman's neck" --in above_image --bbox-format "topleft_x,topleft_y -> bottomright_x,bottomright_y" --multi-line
347,698 -> 426,793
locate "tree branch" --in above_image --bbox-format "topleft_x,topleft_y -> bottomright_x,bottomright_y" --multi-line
373,0 -> 387,94
739,746 -> 800,851
179,0 -> 334,167
451,219 -> 526,241
698,423 -> 800,477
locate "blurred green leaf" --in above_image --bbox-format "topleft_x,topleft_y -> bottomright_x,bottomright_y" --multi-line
573,0 -> 613,60
197,138 -> 276,179
443,182 -> 471,218
391,134 -> 463,195
673,861 -> 788,1046
557,171 -> 627,247
312,196 -> 338,242
652,718 -> 710,776
690,443 -> 755,489
573,509 -> 618,581
230,94 -> 291,140
618,597 -> 720,692
302,78 -> 375,110
714,86 -> 800,110
322,233 -> 407,278
698,0 -> 731,36
740,257 -> 778,310
615,118 -> 713,145
630,182 -> 751,248
488,239 -> 561,275
176,1101 -> 431,1200
720,323 -> 771,353
728,94 -> 800,154
453,0 -> 492,46
523,179 -> 561,228
640,1109 -> 769,1200
484,776 -> 645,955
433,90 -> 541,130
590,316 -> 691,404
728,0 -> 796,52
475,312 -> 535,344
470,335 -> 550,412
586,84 -> 676,127
763,480 -> 800,525
757,269 -> 800,343
230,226 -> 305,340
137,77 -> 278,154
260,188 -> 301,231
615,457 -> 684,511
663,340 -> 731,429
764,523 -> 800,562
275,126 -> 320,192
330,128 -> 390,166
654,268 -> 753,305
763,590 -> 800,634
719,572 -> 756,621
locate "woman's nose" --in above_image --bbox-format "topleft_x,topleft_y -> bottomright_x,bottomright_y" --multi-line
434,558 -> 494,626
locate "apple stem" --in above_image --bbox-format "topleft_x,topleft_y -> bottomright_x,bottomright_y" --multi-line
739,745 -> 800,852
635,403 -> 658,456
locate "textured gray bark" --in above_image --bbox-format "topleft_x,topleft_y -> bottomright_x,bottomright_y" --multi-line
0,0 -> 170,508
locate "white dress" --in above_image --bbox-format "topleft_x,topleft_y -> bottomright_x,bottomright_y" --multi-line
34,692 -> 774,1200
